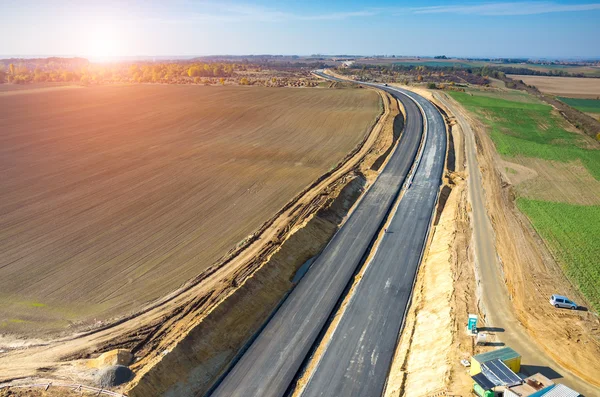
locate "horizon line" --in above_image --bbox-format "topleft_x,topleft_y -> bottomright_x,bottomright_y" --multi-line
1,54 -> 600,61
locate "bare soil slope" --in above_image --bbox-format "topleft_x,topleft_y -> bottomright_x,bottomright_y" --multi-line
0,85 -> 380,336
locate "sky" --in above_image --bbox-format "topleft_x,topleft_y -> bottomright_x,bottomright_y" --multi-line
1,0 -> 599,59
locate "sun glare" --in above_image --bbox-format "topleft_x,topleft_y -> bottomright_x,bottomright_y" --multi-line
84,23 -> 123,60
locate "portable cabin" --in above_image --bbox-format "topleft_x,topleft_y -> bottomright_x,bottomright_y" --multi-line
471,346 -> 521,375
471,358 -> 522,397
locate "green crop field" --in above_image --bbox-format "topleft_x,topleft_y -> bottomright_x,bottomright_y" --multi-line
558,97 -> 600,114
448,91 -> 600,179
450,90 -> 600,312
517,199 -> 600,311
391,61 -> 480,68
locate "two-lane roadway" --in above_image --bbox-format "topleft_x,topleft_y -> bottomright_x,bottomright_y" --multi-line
210,75 -> 446,397
299,86 -> 446,396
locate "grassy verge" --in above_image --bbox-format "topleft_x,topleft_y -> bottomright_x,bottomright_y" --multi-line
449,90 -> 600,311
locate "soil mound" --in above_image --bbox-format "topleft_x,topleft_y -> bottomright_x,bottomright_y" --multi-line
88,349 -> 133,368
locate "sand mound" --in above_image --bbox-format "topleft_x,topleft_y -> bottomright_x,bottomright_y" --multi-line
88,349 -> 133,368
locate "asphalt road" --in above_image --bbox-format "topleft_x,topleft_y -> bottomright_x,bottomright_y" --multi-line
299,87 -> 447,397
210,78 -> 426,397
436,93 -> 599,397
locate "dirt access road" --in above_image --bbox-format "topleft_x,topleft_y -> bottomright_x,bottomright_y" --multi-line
436,93 -> 599,396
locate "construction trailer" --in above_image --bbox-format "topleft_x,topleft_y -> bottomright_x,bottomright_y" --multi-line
471,346 -> 521,376
472,359 -> 522,397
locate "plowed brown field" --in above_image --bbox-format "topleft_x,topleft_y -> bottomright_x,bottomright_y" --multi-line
510,75 -> 600,98
0,85 -> 380,336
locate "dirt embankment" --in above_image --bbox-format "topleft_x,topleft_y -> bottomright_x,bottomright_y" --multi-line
427,91 -> 485,393
385,178 -> 474,397
382,88 -> 479,396
128,175 -> 366,397
124,91 -> 402,397
447,94 -> 600,387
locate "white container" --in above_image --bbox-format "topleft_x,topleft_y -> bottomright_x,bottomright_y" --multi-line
476,332 -> 487,346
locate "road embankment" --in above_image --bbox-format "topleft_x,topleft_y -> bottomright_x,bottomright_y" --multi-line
125,89 -> 402,397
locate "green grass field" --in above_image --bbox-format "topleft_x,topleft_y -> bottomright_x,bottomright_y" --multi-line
450,90 -> 600,311
391,61 -> 481,68
517,199 -> 600,311
449,91 -> 600,179
558,97 -> 600,114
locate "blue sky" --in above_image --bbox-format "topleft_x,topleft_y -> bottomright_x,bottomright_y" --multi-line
1,1 -> 599,59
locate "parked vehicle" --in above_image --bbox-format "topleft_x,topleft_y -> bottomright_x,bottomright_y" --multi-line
549,294 -> 578,310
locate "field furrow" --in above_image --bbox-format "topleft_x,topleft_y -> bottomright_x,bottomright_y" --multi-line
0,85 -> 380,336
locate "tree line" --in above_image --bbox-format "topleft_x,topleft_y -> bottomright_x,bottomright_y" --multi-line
345,62 -> 600,79
0,59 -> 256,85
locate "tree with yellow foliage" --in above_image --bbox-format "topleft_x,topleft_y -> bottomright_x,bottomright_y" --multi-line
188,66 -> 201,77
7,63 -> 15,82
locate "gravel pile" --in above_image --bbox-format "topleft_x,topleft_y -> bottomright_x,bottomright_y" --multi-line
96,365 -> 133,388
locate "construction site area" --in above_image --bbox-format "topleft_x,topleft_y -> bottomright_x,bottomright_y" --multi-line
1,64 -> 599,397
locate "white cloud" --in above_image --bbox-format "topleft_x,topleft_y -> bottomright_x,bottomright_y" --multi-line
148,2 -> 378,23
150,1 -> 600,24
407,2 -> 600,16
297,10 -> 380,21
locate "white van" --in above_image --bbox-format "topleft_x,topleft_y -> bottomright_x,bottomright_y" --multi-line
549,294 -> 578,310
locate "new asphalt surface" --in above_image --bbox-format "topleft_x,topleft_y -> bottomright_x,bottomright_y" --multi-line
299,87 -> 446,397
210,75 -> 445,397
